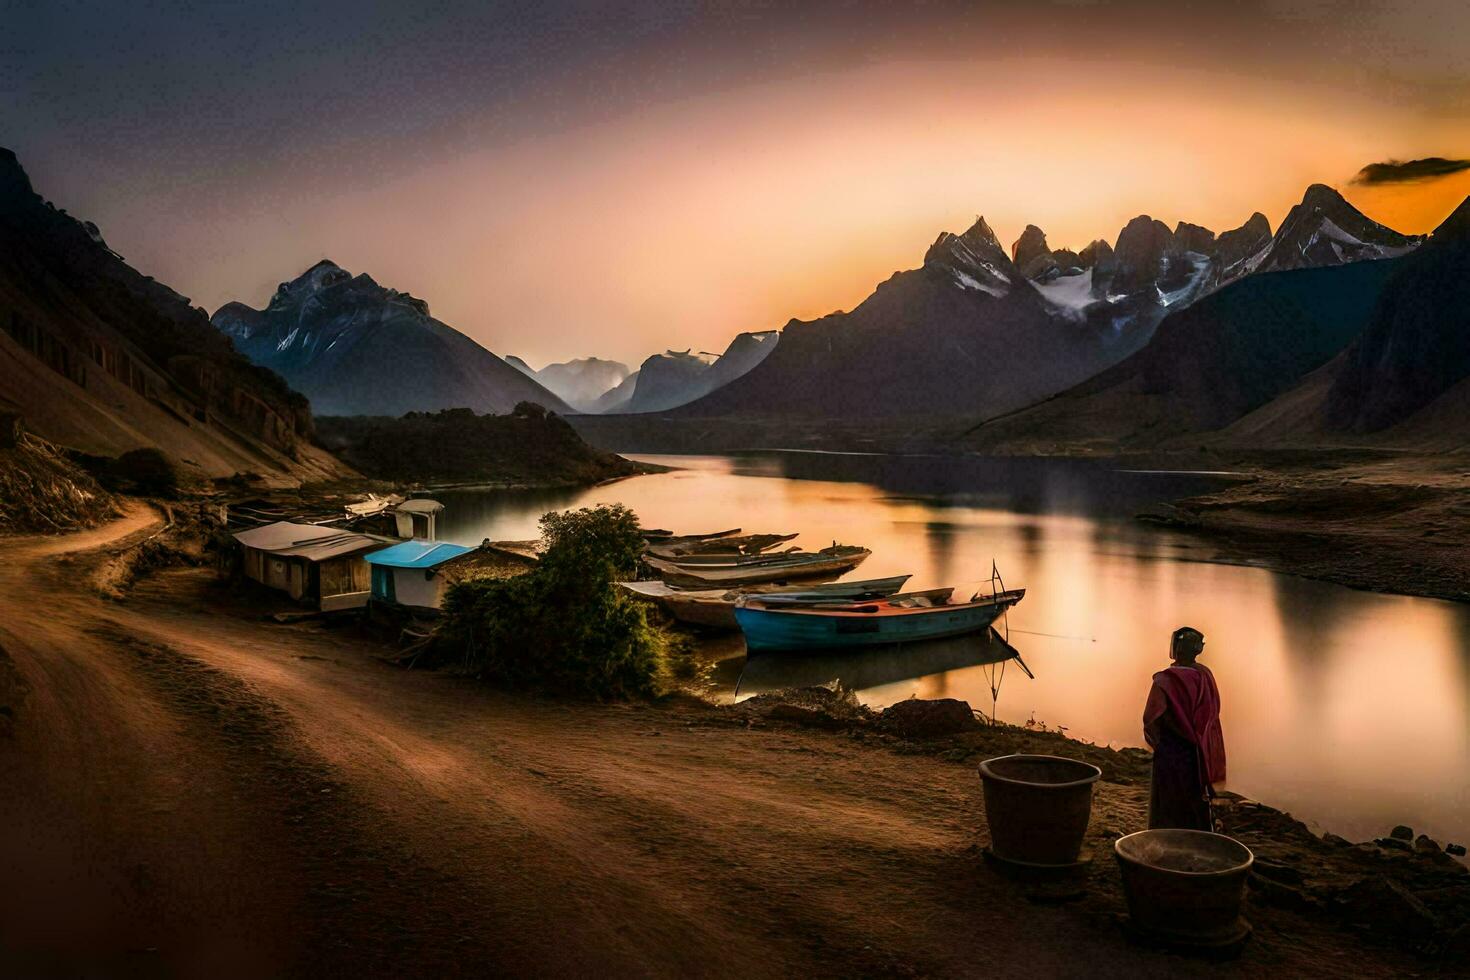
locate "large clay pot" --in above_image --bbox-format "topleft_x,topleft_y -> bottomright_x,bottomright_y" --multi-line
978,754 -> 1100,867
1114,829 -> 1254,946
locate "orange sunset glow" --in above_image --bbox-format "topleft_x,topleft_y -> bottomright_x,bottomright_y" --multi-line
7,2 -> 1468,367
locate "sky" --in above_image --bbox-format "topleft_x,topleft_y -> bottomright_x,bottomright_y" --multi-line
4,0 -> 1469,369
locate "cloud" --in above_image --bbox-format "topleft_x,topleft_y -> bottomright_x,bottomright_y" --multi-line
1352,157 -> 1470,185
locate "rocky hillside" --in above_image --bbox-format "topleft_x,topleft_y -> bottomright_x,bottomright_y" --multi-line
1254,184 -> 1420,276
315,404 -> 643,487
961,258 -> 1404,453
214,261 -> 567,417
665,217 -> 1152,421
0,148 -> 345,485
644,183 -> 1419,438
1325,196 -> 1470,434
619,331 -> 779,414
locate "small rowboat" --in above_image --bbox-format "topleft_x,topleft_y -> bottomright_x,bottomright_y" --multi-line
734,587 -> 1026,653
640,527 -> 741,544
645,546 -> 871,588
620,574 -> 912,630
646,532 -> 798,560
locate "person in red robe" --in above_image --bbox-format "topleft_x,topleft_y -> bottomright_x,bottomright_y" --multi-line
1142,626 -> 1226,830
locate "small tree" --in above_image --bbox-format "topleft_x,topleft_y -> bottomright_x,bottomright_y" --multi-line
432,504 -> 664,698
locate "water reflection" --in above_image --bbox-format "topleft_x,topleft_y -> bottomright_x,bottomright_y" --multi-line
431,453 -> 1470,847
735,630 -> 1019,700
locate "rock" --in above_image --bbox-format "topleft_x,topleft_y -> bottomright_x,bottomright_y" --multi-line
1109,215 -> 1177,295
878,698 -> 979,738
766,703 -> 844,730
1252,857 -> 1305,886
1333,876 -> 1442,944
1391,824 -> 1414,841
1446,843 -> 1467,857
1322,832 -> 1353,848
1173,221 -> 1217,255
1250,873 -> 1314,911
1415,834 -> 1442,856
1011,224 -> 1051,271
1376,836 -> 1413,852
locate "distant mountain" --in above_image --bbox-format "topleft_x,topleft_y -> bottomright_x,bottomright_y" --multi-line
213,262 -> 568,417
615,330 -> 779,414
625,350 -> 716,413
591,370 -> 639,413
1253,184 -> 1420,276
0,147 -> 346,484
659,217 -> 1143,421
506,355 -> 630,412
962,258 -> 1405,453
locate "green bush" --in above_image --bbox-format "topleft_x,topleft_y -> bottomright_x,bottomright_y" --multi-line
432,504 -> 667,698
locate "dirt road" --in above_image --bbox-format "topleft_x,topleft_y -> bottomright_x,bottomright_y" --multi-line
0,508 -> 1416,977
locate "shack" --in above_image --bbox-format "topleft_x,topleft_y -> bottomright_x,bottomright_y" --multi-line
392,499 -> 444,540
365,539 -> 537,611
233,521 -> 395,611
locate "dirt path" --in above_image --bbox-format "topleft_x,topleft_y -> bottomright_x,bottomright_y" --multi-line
0,509 -> 1420,977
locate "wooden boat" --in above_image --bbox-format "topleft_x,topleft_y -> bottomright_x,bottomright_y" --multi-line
645,532 -> 798,560
641,527 -> 740,544
621,574 -> 912,630
734,587 -> 1026,653
653,548 -> 804,567
645,546 -> 871,588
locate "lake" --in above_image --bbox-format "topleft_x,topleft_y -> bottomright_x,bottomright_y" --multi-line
430,452 -> 1470,849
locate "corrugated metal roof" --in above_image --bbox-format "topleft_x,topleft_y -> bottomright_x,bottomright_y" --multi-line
365,539 -> 475,569
395,498 -> 445,514
233,521 -> 392,562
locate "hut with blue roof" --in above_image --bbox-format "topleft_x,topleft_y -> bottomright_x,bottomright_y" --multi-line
364,539 -> 537,611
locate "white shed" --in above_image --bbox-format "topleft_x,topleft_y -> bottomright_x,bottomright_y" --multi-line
392,499 -> 444,540
232,521 -> 394,611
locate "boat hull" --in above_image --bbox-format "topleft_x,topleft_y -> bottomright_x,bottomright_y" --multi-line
735,593 -> 1020,653
646,549 -> 870,588
620,575 -> 912,631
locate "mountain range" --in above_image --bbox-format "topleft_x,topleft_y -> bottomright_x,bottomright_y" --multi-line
649,183 -> 1423,427
0,147 -> 346,484
963,194 -> 1469,454
506,355 -> 631,412
213,262 -> 567,417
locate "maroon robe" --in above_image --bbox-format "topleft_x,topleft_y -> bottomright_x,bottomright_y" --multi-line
1143,663 -> 1225,830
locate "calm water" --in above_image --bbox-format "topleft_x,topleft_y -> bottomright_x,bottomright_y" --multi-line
431,453 -> 1470,848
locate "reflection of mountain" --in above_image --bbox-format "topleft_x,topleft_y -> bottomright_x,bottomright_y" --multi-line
735,629 -> 1018,698
724,452 -> 1227,518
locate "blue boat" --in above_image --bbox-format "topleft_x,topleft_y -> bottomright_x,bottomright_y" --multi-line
734,587 -> 1025,653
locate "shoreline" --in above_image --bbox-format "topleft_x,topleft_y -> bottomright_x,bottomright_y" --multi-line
1,509 -> 1466,973
585,441 -> 1470,605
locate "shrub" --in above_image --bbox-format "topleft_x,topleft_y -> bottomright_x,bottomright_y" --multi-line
106,447 -> 181,498
431,504 -> 666,698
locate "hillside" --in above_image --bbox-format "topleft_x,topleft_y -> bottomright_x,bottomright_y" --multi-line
314,405 -> 643,487
507,356 -> 630,412
214,262 -> 568,417
0,148 -> 346,485
668,218 -> 1123,421
960,259 -> 1403,453
1326,196 -> 1470,433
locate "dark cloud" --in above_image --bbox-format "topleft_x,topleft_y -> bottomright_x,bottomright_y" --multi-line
1352,157 -> 1470,185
